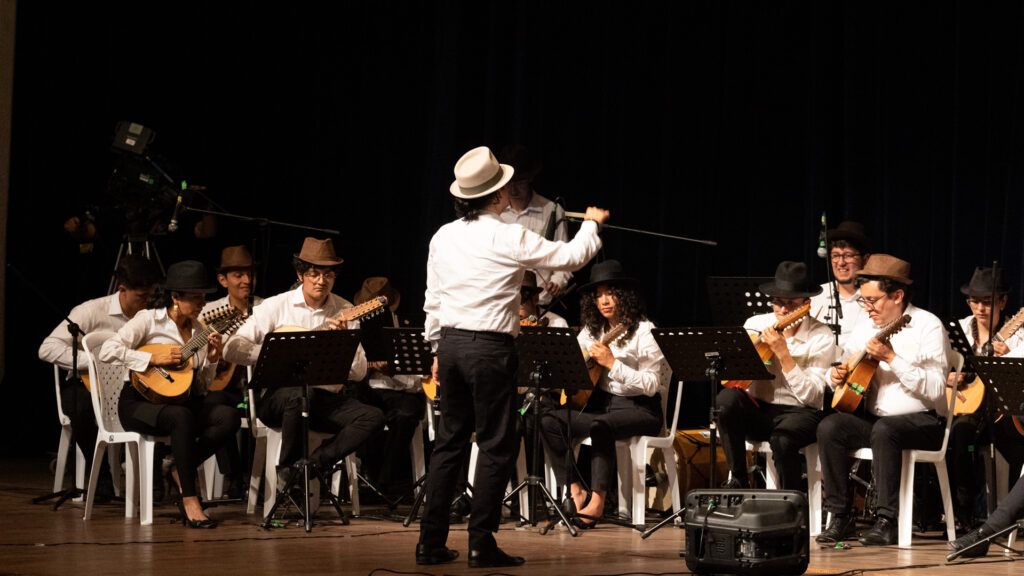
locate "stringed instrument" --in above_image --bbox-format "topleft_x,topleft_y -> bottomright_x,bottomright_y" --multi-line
946,306 -> 1024,416
130,306 -> 247,404
831,314 -> 913,413
274,295 -> 388,333
722,303 -> 811,390
560,323 -> 628,410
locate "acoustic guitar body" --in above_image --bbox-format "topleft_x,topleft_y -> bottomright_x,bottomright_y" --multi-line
722,335 -> 773,390
831,358 -> 878,413
947,376 -> 985,416
129,344 -> 194,404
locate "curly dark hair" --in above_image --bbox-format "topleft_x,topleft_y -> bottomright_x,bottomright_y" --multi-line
453,192 -> 499,221
579,284 -> 646,344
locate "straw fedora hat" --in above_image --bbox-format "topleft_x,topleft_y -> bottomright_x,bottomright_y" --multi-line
294,237 -> 344,267
449,146 -> 515,199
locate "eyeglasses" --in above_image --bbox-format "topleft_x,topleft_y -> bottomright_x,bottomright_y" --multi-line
855,295 -> 887,309
966,298 -> 995,307
830,252 -> 862,263
303,270 -> 336,281
770,298 -> 805,308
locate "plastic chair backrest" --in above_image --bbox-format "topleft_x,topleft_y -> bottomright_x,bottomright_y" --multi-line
53,365 -> 71,425
937,350 -> 964,453
82,331 -> 125,436
666,381 -> 684,438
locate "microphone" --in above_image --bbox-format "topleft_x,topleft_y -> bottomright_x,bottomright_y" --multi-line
168,180 -> 187,232
817,212 -> 828,258
518,390 -> 536,416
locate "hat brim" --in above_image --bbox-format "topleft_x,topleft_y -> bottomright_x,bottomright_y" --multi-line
827,229 -> 873,253
166,285 -> 219,294
857,272 -> 914,286
578,276 -> 638,293
960,284 -> 1009,297
294,255 -> 344,267
449,164 -> 515,199
758,282 -> 822,299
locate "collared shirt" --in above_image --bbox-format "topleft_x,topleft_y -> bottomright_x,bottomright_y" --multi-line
424,214 -> 601,347
837,304 -> 949,417
542,311 -> 569,328
809,282 -> 870,349
499,192 -> 572,301
39,293 -> 130,370
578,320 -> 671,398
956,314 -> 1024,355
98,307 -> 218,391
203,294 -> 264,314
223,285 -> 368,393
742,312 -> 836,409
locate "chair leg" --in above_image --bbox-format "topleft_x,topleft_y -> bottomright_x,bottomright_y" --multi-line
897,453 -> 916,548
804,445 -> 823,538
263,433 -> 282,519
248,435 -> 267,515
516,437 -> 529,516
108,444 -> 124,498
344,454 -> 360,516
55,425 -> 72,493
933,460 -> 956,543
199,455 -> 217,500
137,442 -> 153,525
629,441 -> 646,527
83,441 -> 107,521
764,450 -> 779,490
74,446 -> 87,501
663,446 -> 682,524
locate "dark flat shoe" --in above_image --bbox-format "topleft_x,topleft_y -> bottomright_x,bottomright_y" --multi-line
415,543 -> 459,565
468,546 -> 525,568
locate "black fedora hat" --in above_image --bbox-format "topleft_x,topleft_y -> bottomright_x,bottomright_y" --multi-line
164,260 -> 217,294
578,260 -> 637,293
827,221 -> 873,253
759,261 -> 822,299
960,266 -> 1009,298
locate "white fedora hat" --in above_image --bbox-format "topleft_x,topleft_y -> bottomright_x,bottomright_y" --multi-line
449,146 -> 515,199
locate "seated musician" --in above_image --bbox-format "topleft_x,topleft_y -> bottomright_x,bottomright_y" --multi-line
809,221 -> 873,348
352,277 -> 426,498
946,266 -> 1024,529
222,237 -> 383,488
539,259 -> 670,528
518,271 -> 569,328
201,245 -> 265,499
717,261 -> 835,490
950,450 -> 1024,556
816,255 -> 949,546
99,261 -> 241,528
38,255 -> 160,502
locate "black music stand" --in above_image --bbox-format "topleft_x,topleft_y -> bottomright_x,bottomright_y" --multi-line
706,277 -> 774,326
504,327 -> 592,536
641,326 -> 773,539
250,329 -> 361,532
946,319 -> 975,360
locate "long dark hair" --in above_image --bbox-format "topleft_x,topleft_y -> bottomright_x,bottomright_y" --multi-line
579,284 -> 646,344
454,192 -> 498,221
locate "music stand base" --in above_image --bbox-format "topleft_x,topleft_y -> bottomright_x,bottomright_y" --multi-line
32,488 -> 85,511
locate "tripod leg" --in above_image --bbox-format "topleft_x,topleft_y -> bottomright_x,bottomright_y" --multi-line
403,473 -> 428,527
536,481 -> 578,537
642,507 -> 684,539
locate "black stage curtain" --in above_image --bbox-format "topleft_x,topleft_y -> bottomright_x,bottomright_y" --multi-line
5,1 -> 1024,452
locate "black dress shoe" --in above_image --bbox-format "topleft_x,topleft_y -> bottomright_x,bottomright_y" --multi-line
415,543 -> 459,565
468,546 -> 525,568
859,516 -> 896,546
949,526 -> 993,558
721,477 -> 745,489
816,514 -> 857,544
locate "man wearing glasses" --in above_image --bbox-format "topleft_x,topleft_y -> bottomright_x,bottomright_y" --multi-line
224,237 -> 383,485
816,255 -> 949,546
946,267 -> 1024,530
717,261 -> 836,490
809,221 -> 873,347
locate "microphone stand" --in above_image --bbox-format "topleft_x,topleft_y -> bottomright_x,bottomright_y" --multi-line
820,213 -> 843,346
983,261 -> 998,515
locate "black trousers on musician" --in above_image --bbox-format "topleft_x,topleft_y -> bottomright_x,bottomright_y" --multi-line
540,390 -> 663,494
358,386 -> 426,492
258,387 -> 385,469
119,387 -> 241,498
419,328 -> 517,553
984,459 -> 1024,531
818,410 -> 944,520
716,387 -> 822,491
948,410 -> 1024,522
203,389 -> 243,478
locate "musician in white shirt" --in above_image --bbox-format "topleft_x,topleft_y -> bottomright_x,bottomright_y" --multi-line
223,238 -> 382,482
717,262 -> 835,491
808,221 -> 873,348
946,266 -> 1024,529
417,146 -> 607,568
816,255 -> 949,546
540,260 -> 671,529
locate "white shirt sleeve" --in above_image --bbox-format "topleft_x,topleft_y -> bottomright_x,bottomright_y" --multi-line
606,325 -> 670,397
780,329 -> 835,409
424,236 -> 441,350
99,312 -> 155,372
508,220 -> 602,272
888,317 -> 949,405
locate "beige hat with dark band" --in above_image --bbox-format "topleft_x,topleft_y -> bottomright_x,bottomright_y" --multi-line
449,146 -> 515,199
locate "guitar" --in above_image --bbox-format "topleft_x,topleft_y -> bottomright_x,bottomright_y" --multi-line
831,314 -> 913,413
946,306 -> 1024,416
560,323 -> 628,409
722,303 -> 812,390
130,306 -> 247,404
274,296 -> 388,333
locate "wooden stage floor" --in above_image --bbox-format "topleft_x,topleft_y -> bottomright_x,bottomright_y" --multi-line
2,456 -> 1022,576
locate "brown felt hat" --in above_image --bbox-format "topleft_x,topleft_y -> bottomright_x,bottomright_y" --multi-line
217,245 -> 254,273
294,237 -> 344,267
354,276 -> 400,312
857,253 -> 913,285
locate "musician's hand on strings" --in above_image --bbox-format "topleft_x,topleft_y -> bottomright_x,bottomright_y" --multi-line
323,316 -> 347,330
431,356 -> 439,383
151,346 -> 183,368
993,341 -> 1010,356
584,207 -> 610,225
545,281 -> 564,298
830,363 -> 848,387
946,370 -> 965,388
589,342 -> 616,369
760,327 -> 790,358
865,338 -> 896,363
206,332 -> 223,363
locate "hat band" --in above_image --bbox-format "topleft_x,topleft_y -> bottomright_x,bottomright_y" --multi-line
458,167 -> 505,196
772,279 -> 809,293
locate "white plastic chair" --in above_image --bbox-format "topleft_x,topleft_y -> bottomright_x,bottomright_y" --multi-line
745,440 -> 823,537
844,350 -> 962,548
468,435 -> 530,516
52,365 -> 86,499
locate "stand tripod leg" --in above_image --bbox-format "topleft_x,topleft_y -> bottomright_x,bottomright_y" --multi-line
535,481 -> 578,536
641,506 -> 683,539
402,473 -> 429,527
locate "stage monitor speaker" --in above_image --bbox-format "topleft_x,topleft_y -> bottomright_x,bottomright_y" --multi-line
684,489 -> 808,576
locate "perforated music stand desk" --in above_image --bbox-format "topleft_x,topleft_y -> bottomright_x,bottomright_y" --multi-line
706,277 -> 774,326
381,327 -> 434,376
969,357 -> 1024,420
945,319 -> 975,361
250,329 -> 361,532
642,326 -> 774,538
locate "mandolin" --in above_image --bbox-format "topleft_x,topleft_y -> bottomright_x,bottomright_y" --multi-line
560,323 -> 628,410
722,303 -> 811,390
831,314 -> 912,413
274,296 -> 388,333
130,306 -> 247,404
946,306 -> 1024,416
